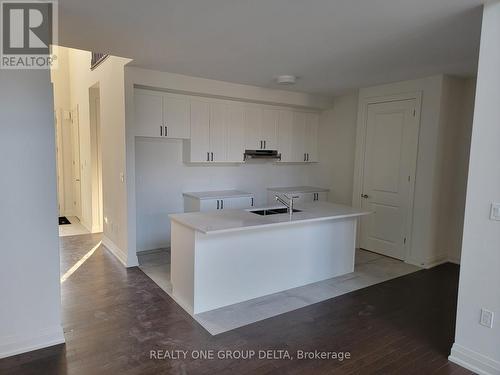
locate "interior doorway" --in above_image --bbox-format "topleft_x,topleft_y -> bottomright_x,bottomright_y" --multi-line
356,97 -> 420,261
89,85 -> 103,233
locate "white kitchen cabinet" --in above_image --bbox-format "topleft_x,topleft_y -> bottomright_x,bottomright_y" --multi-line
244,106 -> 278,150
305,112 -> 319,162
186,100 -> 245,163
277,110 -> 294,162
292,111 -> 307,162
226,104 -> 246,162
134,89 -> 190,139
187,99 -> 211,162
267,186 -> 329,205
209,102 -> 228,162
183,190 -> 255,212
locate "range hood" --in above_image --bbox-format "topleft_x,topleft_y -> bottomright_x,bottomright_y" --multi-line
243,149 -> 281,161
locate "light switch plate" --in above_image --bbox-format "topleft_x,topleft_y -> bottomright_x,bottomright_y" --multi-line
480,308 -> 494,328
490,203 -> 500,221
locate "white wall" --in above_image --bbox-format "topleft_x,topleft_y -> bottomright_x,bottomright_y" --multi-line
0,70 -> 64,357
450,2 -> 500,374
311,91 -> 359,205
51,47 -> 73,216
438,77 -> 476,264
66,48 -> 133,265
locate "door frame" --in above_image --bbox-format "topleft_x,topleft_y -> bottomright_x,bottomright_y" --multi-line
352,91 -> 422,261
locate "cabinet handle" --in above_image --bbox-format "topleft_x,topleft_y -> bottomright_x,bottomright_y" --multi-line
307,153 -> 309,162
251,197 -> 254,206
165,125 -> 168,137
264,140 -> 266,149
221,200 -> 224,209
211,152 -> 214,161
160,126 -> 163,136
207,152 -> 210,161
304,153 -> 306,162
217,200 -> 220,209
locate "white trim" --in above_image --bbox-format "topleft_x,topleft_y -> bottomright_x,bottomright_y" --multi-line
449,343 -> 500,375
405,255 -> 448,269
448,256 -> 461,265
102,235 -> 127,267
0,325 -> 65,359
352,91 -> 422,261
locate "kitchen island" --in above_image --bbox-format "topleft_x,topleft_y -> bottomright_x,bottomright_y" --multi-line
169,201 -> 370,314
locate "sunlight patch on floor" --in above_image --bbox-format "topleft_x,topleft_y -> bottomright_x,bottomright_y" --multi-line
60,241 -> 102,283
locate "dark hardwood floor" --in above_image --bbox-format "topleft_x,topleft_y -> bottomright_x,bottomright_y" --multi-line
0,234 -> 473,375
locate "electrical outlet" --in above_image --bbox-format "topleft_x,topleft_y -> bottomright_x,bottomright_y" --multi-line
480,309 -> 494,328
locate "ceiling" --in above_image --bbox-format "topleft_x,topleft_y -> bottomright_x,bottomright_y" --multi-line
58,0 -> 484,95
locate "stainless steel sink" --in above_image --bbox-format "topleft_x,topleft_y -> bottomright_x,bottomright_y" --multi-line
250,208 -> 302,216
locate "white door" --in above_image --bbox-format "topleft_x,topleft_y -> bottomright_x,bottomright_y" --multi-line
244,106 -> 263,150
225,196 -> 253,209
189,100 -> 211,162
226,104 -> 245,162
209,102 -> 228,162
360,99 -> 418,260
71,107 -> 82,220
261,108 -> 278,150
134,90 -> 163,137
163,93 -> 190,139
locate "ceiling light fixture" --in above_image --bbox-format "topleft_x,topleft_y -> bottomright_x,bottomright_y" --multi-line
275,75 -> 297,85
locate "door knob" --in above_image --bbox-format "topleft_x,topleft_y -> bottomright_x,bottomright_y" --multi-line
361,194 -> 369,199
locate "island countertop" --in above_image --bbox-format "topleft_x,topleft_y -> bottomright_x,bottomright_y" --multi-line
169,201 -> 370,235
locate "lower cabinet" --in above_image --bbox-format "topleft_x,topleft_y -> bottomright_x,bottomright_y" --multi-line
183,192 -> 255,212
267,188 -> 329,205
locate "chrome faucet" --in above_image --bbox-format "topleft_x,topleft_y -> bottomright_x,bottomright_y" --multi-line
275,194 -> 299,219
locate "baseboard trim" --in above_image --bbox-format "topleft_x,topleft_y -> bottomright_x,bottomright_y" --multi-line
405,256 -> 448,269
449,343 -> 500,375
0,325 -> 65,359
448,256 -> 461,265
102,236 -> 127,267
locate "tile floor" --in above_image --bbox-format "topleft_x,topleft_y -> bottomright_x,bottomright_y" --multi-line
59,216 -> 90,237
138,248 -> 421,335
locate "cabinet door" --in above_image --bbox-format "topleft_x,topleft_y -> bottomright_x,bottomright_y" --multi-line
163,93 -> 190,139
294,192 -> 314,203
277,110 -> 294,162
210,102 -> 228,162
134,90 -> 163,137
292,111 -> 307,162
244,106 -> 263,150
189,100 -> 210,162
199,199 -> 219,211
227,104 -> 246,162
261,108 -> 278,150
305,112 -> 319,162
225,196 -> 254,209
315,192 -> 328,201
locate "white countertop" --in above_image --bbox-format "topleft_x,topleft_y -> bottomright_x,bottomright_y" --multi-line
170,201 -> 370,234
267,186 -> 330,193
183,190 -> 253,200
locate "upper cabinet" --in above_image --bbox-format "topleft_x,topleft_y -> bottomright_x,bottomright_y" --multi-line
186,99 -> 245,163
244,106 -> 278,150
134,89 -> 190,139
134,88 -> 319,164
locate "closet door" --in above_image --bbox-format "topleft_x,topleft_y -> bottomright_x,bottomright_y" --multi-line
163,93 -> 190,139
134,90 -> 163,137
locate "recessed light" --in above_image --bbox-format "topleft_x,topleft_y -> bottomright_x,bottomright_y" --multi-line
275,75 -> 297,85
